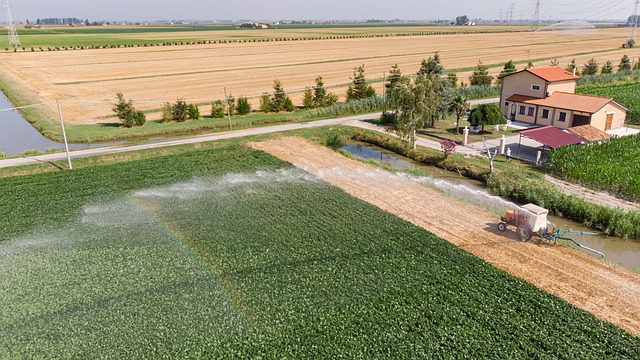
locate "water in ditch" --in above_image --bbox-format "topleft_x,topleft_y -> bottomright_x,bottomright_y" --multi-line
341,141 -> 640,272
0,92 -> 123,156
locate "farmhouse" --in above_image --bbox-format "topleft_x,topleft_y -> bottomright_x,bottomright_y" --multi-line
499,67 -> 627,132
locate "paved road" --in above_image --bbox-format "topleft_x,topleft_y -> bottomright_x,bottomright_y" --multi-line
0,98 -> 499,169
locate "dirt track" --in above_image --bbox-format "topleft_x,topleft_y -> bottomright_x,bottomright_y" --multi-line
251,137 -> 640,337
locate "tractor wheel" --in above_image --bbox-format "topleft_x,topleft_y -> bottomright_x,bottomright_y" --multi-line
516,224 -> 533,242
497,222 -> 507,232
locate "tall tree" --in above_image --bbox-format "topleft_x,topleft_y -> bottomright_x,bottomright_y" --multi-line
448,95 -> 469,134
418,51 -> 443,76
618,54 -> 632,73
582,58 -> 599,76
347,65 -> 376,101
387,73 -> 446,147
470,61 -> 493,86
455,15 -> 469,26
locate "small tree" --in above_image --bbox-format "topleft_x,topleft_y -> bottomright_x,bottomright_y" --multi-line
418,51 -> 443,76
386,64 -> 402,91
618,54 -> 631,73
313,76 -> 338,108
211,100 -> 226,118
133,110 -> 146,126
188,104 -> 200,120
448,95 -> 468,134
172,98 -> 188,122
446,73 -> 458,88
270,80 -> 294,112
497,60 -> 517,85
440,139 -> 457,159
469,61 -> 493,86
302,88 -> 315,109
601,60 -> 614,74
566,58 -> 579,75
112,92 -> 145,128
347,65 -> 375,101
550,59 -> 560,66
236,96 -> 252,115
161,102 -> 173,122
582,58 -> 598,76
468,103 -> 505,127
259,93 -> 272,113
226,94 -> 236,115
525,60 -> 534,69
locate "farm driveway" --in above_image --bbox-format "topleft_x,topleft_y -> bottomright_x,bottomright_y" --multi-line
251,136 -> 640,338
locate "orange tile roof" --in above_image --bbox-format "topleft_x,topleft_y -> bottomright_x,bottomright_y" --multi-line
507,92 -> 616,114
526,67 -> 580,82
567,125 -> 611,142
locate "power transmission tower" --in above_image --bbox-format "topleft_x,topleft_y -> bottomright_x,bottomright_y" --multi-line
3,0 -> 21,47
533,0 -> 541,31
626,0 -> 639,48
508,4 -> 514,24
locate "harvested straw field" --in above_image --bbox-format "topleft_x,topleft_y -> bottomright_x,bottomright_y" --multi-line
0,26 -> 637,124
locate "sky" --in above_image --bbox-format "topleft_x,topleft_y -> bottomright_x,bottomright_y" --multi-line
7,0 -> 634,23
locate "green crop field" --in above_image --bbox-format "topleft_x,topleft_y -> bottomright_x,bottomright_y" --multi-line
546,134 -> 640,202
1,142 -> 638,357
577,82 -> 640,122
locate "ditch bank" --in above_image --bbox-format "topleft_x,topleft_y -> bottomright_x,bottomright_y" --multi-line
251,136 -> 640,338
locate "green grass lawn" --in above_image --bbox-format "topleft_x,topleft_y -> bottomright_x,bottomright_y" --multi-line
418,117 -> 515,144
0,140 -> 638,357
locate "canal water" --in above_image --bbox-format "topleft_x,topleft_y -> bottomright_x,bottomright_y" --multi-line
0,92 -> 122,156
341,142 -> 640,272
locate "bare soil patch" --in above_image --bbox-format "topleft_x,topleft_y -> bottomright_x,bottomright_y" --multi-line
251,136 -> 640,337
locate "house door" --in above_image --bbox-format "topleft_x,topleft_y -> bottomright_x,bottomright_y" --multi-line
605,113 -> 614,131
510,104 -> 517,121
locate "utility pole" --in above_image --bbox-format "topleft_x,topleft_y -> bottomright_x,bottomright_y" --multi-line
382,71 -> 386,113
2,0 -> 21,47
224,87 -> 232,130
499,9 -> 503,23
56,100 -> 73,170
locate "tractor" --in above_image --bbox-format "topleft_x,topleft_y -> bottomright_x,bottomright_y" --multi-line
497,203 -> 555,242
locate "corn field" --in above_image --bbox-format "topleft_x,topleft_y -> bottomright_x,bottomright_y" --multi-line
546,135 -> 640,201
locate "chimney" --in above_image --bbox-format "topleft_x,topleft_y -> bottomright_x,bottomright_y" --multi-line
572,67 -> 576,76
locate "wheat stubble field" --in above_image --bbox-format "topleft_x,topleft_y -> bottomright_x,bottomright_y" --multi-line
0,26 -> 637,124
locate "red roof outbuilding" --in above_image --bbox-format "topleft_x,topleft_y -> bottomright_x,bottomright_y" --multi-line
516,126 -> 584,148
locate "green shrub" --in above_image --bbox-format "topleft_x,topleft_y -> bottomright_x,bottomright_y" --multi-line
188,104 -> 200,120
172,98 -> 188,123
210,100 -> 226,118
236,97 -> 252,115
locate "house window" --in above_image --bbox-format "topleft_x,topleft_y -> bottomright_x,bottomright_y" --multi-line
558,112 -> 567,122
504,101 -> 509,107
531,84 -> 541,91
527,107 -> 535,116
541,109 -> 549,119
519,106 -> 526,115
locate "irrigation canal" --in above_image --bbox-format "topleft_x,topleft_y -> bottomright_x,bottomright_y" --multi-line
0,92 -> 124,156
341,141 -> 640,273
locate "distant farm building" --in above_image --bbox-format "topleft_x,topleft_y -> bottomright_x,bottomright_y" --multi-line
499,67 -> 627,133
239,22 -> 270,29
